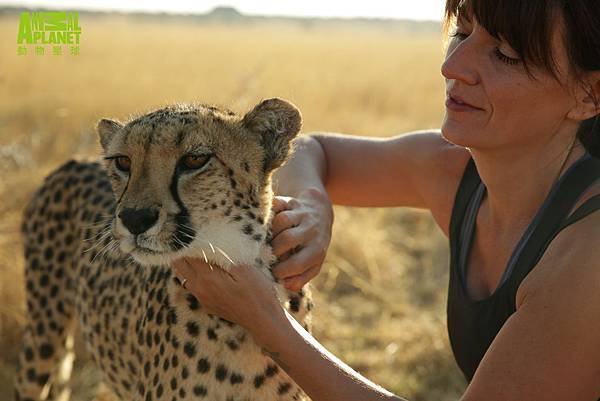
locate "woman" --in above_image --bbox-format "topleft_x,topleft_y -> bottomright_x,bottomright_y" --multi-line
174,1 -> 600,399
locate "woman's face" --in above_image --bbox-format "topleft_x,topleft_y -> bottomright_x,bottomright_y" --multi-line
440,14 -> 578,153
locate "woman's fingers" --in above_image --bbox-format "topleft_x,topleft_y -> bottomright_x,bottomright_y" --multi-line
271,196 -> 292,214
271,210 -> 302,238
171,256 -> 284,331
269,192 -> 332,288
283,264 -> 321,293
174,257 -> 222,290
271,243 -> 325,282
270,225 -> 307,258
173,257 -> 196,281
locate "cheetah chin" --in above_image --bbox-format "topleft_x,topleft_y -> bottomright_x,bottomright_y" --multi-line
15,98 -> 313,401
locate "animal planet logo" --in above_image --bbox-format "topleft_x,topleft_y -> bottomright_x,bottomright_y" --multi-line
16,11 -> 81,56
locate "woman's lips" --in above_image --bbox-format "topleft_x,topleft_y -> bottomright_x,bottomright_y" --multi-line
445,94 -> 484,112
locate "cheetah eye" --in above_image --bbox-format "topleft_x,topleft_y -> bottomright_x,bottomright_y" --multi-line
181,154 -> 211,171
114,156 -> 131,173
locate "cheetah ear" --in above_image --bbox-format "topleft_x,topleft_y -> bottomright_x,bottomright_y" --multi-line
242,98 -> 302,172
97,119 -> 123,151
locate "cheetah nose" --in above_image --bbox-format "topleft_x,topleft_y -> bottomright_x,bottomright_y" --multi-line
118,208 -> 159,235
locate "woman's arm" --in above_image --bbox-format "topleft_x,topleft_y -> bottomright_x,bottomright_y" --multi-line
257,308 -> 406,401
271,134 -> 329,199
461,214 -> 600,401
268,131 -> 470,290
173,258 -> 407,401
273,130 -> 468,209
174,208 -> 600,401
266,134 -> 334,292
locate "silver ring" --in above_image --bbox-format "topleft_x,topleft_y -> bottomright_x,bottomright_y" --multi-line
180,277 -> 188,289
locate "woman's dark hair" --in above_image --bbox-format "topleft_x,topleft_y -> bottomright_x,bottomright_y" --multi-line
443,0 -> 600,157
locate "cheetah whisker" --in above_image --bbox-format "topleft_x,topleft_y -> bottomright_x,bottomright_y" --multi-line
214,244 -> 235,266
178,223 -> 197,233
197,246 -> 213,269
174,224 -> 197,239
96,241 -> 117,263
173,231 -> 235,267
95,237 -> 120,262
83,234 -> 112,254
91,238 -> 116,263
84,227 -> 112,245
173,237 -> 189,251
178,232 -> 196,241
82,225 -> 113,244
82,226 -> 110,242
190,239 -> 233,268
108,241 -> 122,259
174,239 -> 213,270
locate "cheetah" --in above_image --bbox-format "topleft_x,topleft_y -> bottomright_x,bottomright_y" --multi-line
14,98 -> 313,401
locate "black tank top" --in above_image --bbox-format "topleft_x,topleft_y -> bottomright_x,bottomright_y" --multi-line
447,152 -> 600,382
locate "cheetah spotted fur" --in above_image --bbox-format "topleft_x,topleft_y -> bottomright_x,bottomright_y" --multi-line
14,98 -> 313,401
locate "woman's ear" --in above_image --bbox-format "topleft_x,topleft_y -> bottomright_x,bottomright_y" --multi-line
568,73 -> 600,121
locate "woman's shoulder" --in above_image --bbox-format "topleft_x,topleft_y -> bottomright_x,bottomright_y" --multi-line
469,207 -> 600,400
410,131 -> 472,236
516,189 -> 600,310
402,129 -> 471,164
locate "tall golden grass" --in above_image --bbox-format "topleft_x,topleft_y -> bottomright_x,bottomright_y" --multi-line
0,13 -> 465,400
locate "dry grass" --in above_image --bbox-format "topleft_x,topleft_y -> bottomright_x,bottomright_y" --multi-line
0,13 -> 466,400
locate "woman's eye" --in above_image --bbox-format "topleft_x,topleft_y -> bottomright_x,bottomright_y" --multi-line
182,154 -> 211,170
494,47 -> 521,66
115,156 -> 131,172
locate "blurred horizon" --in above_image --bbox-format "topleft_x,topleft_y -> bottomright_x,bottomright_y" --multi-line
1,0 -> 445,21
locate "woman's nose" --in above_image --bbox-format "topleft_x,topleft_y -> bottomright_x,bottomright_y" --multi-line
441,37 -> 479,86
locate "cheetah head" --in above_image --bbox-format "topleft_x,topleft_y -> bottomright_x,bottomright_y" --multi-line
97,98 -> 301,268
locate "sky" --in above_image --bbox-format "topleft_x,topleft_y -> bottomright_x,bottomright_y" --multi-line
4,0 -> 446,21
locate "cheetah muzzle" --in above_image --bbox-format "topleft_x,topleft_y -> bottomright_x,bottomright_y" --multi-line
15,98 -> 313,401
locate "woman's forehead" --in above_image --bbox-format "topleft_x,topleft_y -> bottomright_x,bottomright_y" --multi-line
446,0 -> 563,78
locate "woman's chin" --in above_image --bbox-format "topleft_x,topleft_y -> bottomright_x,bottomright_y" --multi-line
441,120 -> 466,147
441,118 -> 479,148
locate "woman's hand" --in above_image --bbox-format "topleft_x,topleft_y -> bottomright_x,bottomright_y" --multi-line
270,187 -> 334,292
172,257 -> 284,335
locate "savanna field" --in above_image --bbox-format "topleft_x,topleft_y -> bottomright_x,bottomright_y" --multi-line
0,11 -> 466,400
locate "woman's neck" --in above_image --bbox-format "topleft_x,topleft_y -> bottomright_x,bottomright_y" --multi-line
470,134 -> 585,237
